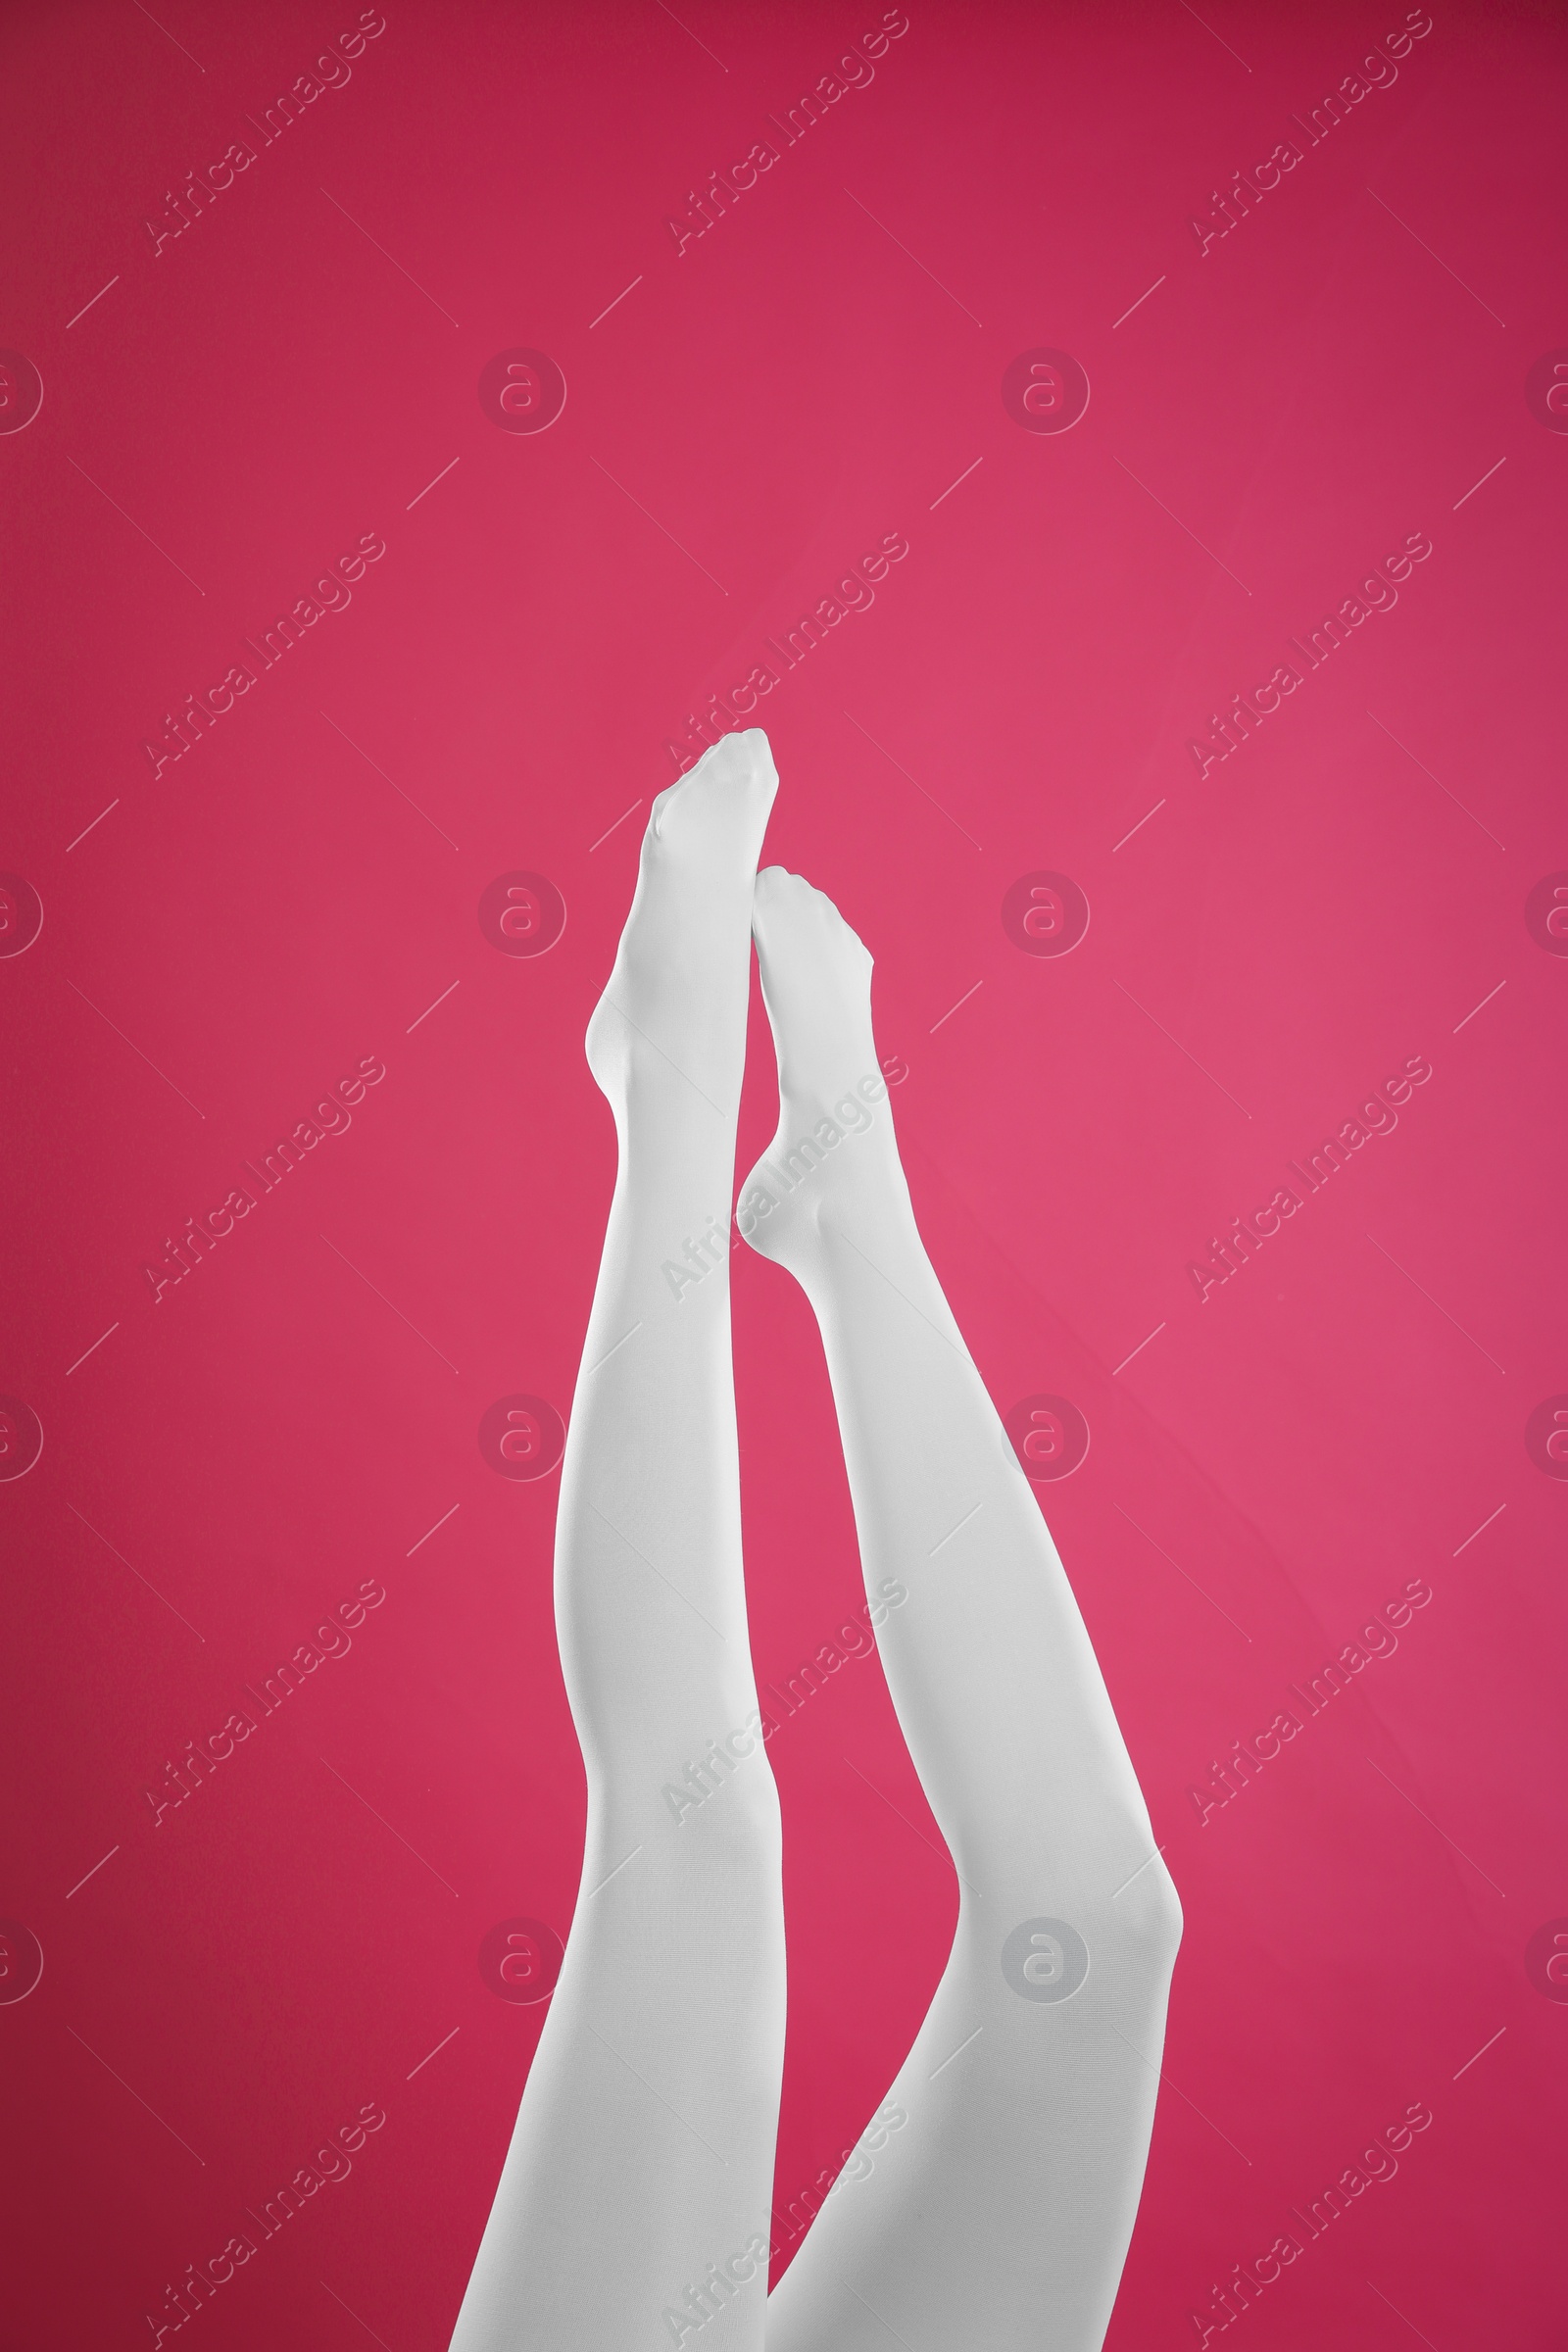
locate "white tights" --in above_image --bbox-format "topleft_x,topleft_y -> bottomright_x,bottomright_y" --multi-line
450,732 -> 1181,2352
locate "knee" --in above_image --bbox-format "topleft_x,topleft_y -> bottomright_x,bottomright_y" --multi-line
1109,1856 -> 1183,1987
985,1849 -> 1181,2010
680,1751 -> 784,1870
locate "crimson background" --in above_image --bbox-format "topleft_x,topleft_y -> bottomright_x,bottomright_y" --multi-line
2,1 -> 1565,2344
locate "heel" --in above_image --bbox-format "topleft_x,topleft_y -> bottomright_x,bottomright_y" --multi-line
585,983 -> 631,1106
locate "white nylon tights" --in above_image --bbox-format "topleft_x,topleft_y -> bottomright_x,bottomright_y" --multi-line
450,733 -> 1180,2352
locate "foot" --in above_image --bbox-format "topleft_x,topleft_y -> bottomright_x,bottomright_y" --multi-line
737,868 -> 913,1281
586,731 -> 777,1120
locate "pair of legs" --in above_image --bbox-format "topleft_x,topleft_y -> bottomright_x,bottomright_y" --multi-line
451,731 -> 1181,2352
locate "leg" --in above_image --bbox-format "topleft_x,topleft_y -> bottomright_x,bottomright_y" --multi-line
451,736 -> 786,2352
739,870 -> 1182,2352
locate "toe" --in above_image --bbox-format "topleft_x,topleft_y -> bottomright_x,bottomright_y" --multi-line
650,730 -> 775,845
752,866 -> 813,945
708,726 -> 778,796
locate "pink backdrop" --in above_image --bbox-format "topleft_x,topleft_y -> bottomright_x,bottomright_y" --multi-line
3,2 -> 1564,2344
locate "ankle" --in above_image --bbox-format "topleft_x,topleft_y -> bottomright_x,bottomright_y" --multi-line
738,1111 -> 915,1278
